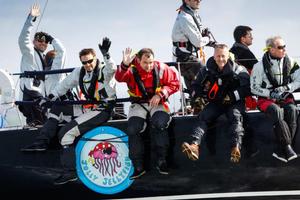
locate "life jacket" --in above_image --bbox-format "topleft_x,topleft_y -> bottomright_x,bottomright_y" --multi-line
128,64 -> 161,103
79,60 -> 106,109
205,59 -> 240,104
262,53 -> 292,88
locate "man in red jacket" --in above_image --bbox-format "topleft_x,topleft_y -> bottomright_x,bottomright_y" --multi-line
115,47 -> 180,179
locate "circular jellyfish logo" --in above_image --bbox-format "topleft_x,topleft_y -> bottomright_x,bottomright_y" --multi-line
76,126 -> 134,195
88,141 -> 121,177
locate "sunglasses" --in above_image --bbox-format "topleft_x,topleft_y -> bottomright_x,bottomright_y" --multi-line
81,59 -> 94,65
276,45 -> 286,50
37,39 -> 48,44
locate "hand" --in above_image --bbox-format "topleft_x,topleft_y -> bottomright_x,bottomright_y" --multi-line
30,3 -> 40,17
37,97 -> 50,107
38,93 -> 57,107
202,28 -> 211,37
149,94 -> 161,107
270,90 -> 281,100
44,33 -> 54,44
48,93 -> 57,101
274,85 -> 289,93
98,37 -> 111,59
122,47 -> 136,66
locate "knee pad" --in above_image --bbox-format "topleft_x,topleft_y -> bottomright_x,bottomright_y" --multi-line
127,117 -> 146,136
151,111 -> 171,130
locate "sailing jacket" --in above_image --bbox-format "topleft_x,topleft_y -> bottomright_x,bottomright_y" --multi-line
51,57 -> 117,107
115,60 -> 180,103
172,4 -> 209,60
230,42 -> 258,72
18,15 -> 65,97
251,53 -> 300,98
19,15 -> 45,95
192,57 -> 251,104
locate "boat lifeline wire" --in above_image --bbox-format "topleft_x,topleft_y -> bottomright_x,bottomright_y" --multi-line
35,0 -> 49,33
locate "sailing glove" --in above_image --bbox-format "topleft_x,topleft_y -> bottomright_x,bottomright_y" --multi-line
202,28 -> 211,37
98,37 -> 111,59
270,90 -> 281,100
44,33 -> 54,44
274,85 -> 289,93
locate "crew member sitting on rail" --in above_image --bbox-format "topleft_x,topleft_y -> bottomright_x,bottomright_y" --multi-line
115,47 -> 180,179
251,36 -> 300,163
182,44 -> 251,163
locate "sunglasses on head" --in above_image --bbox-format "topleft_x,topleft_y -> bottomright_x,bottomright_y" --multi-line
276,45 -> 286,50
81,59 -> 94,65
37,39 -> 48,43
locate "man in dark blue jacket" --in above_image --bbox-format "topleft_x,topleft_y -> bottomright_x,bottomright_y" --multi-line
182,44 -> 251,163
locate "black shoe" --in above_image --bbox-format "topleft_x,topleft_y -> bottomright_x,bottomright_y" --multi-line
156,161 -> 169,175
272,148 -> 287,163
25,120 -> 43,128
129,168 -> 146,180
54,173 -> 78,185
285,145 -> 298,161
245,148 -> 260,158
20,141 -> 48,152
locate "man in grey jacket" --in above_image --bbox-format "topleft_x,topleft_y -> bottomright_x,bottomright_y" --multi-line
172,0 -> 215,112
251,36 -> 300,162
18,3 -> 65,127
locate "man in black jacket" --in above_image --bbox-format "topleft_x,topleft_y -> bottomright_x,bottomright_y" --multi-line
230,25 -> 258,73
182,44 -> 251,163
230,25 -> 259,158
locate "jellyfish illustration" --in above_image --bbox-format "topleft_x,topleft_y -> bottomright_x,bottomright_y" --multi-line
88,142 -> 121,177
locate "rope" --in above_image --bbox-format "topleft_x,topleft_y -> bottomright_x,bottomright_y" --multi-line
35,0 -> 49,32
80,135 -> 128,143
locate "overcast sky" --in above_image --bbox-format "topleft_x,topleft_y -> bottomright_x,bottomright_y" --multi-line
0,0 -> 300,112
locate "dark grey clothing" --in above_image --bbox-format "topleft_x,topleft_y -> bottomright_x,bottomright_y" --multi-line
127,111 -> 171,169
230,42 -> 258,71
265,103 -> 298,146
191,101 -> 245,147
190,57 -> 250,148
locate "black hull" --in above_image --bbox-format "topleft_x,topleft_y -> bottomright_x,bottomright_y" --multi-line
1,113 -> 300,199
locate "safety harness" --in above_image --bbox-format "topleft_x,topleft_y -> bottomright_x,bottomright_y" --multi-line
129,64 -> 160,103
174,4 -> 205,62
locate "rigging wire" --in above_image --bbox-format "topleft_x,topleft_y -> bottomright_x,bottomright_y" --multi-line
35,0 -> 49,33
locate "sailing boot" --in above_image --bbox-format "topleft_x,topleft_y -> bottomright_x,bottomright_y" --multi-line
285,145 -> 297,161
181,142 -> 199,161
230,145 -> 241,163
54,145 -> 78,185
129,160 -> 146,180
156,159 -> 169,175
272,146 -> 287,163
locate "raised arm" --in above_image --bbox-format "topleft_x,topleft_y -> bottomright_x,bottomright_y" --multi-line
115,47 -> 136,83
18,4 -> 40,55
